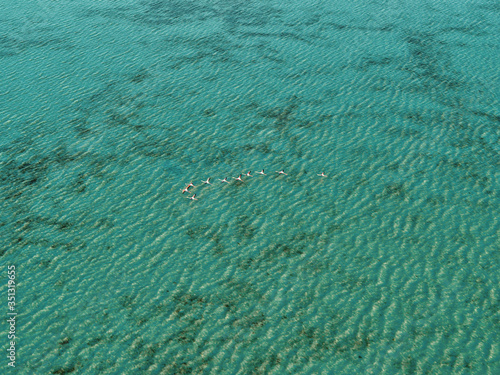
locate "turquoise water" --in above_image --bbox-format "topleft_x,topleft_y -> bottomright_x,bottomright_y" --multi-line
1,0 -> 499,373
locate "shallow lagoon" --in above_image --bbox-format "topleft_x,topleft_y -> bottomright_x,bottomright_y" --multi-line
0,0 -> 499,373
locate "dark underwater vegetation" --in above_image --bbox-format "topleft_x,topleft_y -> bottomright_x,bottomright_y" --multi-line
0,0 -> 498,373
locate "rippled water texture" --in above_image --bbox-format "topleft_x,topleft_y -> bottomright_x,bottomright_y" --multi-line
0,0 -> 499,373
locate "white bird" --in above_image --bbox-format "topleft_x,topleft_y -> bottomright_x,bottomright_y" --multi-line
181,183 -> 193,193
257,169 -> 266,175
317,172 -> 327,177
188,194 -> 198,200
276,170 -> 288,175
233,174 -> 244,182
219,177 -> 230,183
202,178 -> 212,184
244,171 -> 252,177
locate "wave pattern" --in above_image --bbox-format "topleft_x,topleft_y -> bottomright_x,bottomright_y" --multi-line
0,0 -> 499,374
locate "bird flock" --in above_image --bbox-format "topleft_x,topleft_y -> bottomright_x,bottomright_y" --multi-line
181,169 -> 327,201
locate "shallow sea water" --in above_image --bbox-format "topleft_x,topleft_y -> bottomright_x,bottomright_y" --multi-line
0,0 -> 499,374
